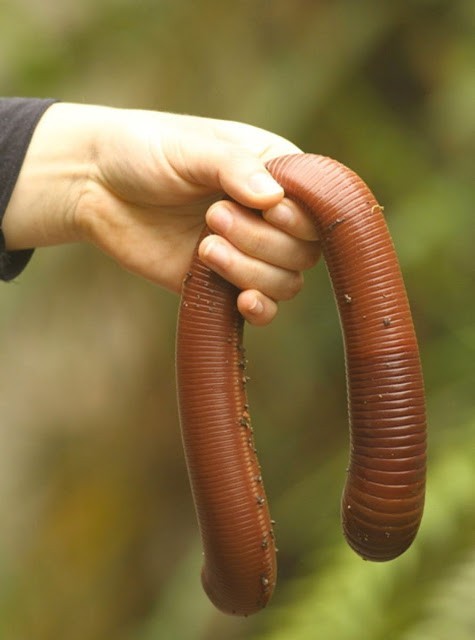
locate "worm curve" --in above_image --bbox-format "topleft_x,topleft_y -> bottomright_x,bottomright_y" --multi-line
176,153 -> 426,616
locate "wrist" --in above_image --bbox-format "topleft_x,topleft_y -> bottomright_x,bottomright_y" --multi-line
2,103 -> 101,250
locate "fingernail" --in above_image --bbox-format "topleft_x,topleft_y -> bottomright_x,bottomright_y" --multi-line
248,298 -> 264,315
267,202 -> 293,226
202,239 -> 230,268
207,205 -> 232,233
248,172 -> 283,196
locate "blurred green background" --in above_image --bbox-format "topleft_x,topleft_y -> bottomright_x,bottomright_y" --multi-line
1,0 -> 474,638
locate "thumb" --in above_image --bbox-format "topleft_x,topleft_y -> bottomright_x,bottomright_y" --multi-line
217,147 -> 285,208
182,136 -> 299,209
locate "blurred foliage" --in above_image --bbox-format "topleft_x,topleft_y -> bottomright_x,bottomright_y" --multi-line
0,0 -> 474,639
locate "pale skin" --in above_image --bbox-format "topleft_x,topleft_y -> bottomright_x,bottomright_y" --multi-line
2,103 -> 320,325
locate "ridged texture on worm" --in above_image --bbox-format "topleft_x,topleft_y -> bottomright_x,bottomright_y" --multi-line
176,250 -> 276,616
176,153 -> 426,616
266,154 -> 426,561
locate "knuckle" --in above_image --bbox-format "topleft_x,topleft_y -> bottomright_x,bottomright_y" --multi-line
245,226 -> 267,257
281,271 -> 303,300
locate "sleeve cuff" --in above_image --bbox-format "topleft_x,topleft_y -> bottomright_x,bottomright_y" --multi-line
0,228 -> 34,281
0,97 -> 59,281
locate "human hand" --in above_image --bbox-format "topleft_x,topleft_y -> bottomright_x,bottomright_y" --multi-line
3,104 -> 320,325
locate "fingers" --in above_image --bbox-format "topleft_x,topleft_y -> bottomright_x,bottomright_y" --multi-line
237,290 -> 278,327
263,198 -> 319,241
199,233 -> 304,301
204,199 -> 320,272
198,199 -> 322,326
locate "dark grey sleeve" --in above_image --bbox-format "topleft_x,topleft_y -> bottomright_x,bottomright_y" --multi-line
0,97 -> 58,281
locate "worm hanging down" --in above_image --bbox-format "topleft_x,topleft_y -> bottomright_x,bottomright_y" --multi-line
176,153 -> 426,616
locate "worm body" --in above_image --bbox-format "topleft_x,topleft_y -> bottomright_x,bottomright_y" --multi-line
176,153 -> 426,615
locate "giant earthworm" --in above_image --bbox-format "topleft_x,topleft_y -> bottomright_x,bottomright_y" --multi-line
176,153 -> 426,616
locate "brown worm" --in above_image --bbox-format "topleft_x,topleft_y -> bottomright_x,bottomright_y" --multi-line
176,153 -> 426,616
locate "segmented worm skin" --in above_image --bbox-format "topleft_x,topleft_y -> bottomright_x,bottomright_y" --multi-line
176,247 -> 275,616
176,153 -> 426,616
